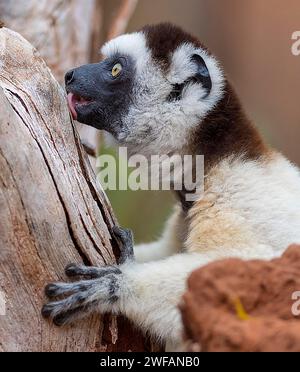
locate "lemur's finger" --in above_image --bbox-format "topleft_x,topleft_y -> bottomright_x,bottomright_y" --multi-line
42,291 -> 93,319
52,303 -> 97,327
65,263 -> 121,279
53,309 -> 80,327
45,280 -> 97,299
113,226 -> 134,264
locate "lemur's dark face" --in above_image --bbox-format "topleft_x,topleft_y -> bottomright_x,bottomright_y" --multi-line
66,23 -> 225,155
66,55 -> 135,138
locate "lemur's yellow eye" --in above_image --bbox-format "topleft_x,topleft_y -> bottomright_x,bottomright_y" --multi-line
112,63 -> 122,77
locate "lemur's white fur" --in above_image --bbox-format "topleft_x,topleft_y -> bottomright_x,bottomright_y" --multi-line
100,31 -> 300,347
102,33 -> 224,156
187,154 -> 300,259
102,33 -> 149,75
101,31 -> 300,347
45,26 -> 300,350
124,153 -> 300,347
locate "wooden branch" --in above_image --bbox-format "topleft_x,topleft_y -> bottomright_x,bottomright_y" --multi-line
108,0 -> 139,41
0,0 -> 97,83
0,27 -> 148,352
0,0 -> 102,167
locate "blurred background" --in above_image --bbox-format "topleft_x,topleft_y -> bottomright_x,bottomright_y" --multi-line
2,0 -> 299,242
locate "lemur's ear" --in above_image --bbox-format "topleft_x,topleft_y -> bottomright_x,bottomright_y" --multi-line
191,54 -> 212,98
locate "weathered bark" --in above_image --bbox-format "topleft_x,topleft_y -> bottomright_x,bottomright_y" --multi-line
0,0 -> 101,169
0,0 -> 97,83
0,27 -> 148,352
0,0 -> 139,168
107,0 -> 139,41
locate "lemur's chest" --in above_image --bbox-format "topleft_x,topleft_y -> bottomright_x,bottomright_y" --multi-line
180,155 -> 300,257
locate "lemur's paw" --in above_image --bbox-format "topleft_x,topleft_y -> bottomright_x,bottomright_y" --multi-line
42,269 -> 123,326
42,226 -> 135,326
113,226 -> 134,264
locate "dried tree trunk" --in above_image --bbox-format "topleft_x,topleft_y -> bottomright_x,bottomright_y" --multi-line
0,27 -> 148,352
0,0 -> 101,169
107,0 -> 139,41
0,0 -> 139,168
0,0 -> 97,83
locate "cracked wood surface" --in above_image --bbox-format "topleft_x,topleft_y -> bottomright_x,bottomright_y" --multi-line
0,0 -> 140,170
0,27 -> 148,352
0,0 -> 101,170
0,0 -> 97,83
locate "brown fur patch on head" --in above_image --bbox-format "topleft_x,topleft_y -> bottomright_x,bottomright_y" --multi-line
142,23 -> 207,69
176,82 -> 269,213
189,81 -> 268,171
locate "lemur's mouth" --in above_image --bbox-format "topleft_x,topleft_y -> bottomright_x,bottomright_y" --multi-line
67,93 -> 93,121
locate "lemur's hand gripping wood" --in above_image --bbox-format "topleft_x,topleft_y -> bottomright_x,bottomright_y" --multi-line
0,27 -> 148,352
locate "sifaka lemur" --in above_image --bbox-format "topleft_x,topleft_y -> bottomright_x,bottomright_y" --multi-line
42,23 -> 300,348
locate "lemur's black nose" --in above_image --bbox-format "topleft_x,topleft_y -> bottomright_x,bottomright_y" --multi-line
65,69 -> 75,86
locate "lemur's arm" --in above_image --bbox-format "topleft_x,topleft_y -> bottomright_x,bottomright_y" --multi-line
134,241 -> 171,262
134,208 -> 182,263
42,227 -> 210,344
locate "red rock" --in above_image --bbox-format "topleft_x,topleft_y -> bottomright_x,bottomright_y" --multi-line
181,245 -> 300,352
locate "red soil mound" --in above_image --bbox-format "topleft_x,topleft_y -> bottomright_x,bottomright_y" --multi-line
181,245 -> 300,352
